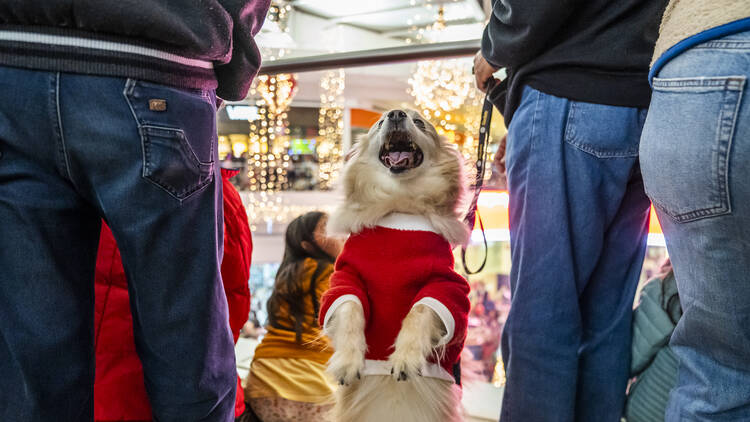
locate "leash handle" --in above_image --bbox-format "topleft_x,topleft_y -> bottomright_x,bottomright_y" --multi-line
461,79 -> 496,275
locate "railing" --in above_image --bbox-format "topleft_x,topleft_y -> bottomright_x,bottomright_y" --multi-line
258,39 -> 481,74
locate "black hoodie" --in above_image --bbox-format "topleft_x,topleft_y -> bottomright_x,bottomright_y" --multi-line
0,0 -> 270,101
482,0 -> 668,124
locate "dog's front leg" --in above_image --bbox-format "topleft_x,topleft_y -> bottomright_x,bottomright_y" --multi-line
388,304 -> 446,381
324,300 -> 367,386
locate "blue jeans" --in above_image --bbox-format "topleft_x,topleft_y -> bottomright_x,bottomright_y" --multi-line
501,86 -> 651,422
640,30 -> 750,421
0,67 -> 236,421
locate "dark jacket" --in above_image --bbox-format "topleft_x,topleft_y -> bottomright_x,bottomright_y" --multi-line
0,0 -> 270,100
481,0 -> 667,124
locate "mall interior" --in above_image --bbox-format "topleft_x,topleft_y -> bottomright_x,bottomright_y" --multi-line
229,1 -> 668,421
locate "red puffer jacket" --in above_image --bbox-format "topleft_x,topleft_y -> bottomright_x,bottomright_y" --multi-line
93,169 -> 252,421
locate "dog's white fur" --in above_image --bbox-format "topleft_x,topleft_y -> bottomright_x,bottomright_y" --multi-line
326,302 -> 463,422
326,300 -> 367,386
324,110 -> 468,422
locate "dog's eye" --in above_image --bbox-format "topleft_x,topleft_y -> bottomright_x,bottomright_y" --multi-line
377,120 -> 384,129
413,119 -> 426,130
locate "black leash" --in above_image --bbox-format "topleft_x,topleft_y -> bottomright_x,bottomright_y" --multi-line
460,79 -> 496,275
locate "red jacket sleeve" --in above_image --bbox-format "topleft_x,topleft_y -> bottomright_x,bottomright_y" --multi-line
220,172 -> 252,344
413,265 -> 470,347
319,240 -> 370,329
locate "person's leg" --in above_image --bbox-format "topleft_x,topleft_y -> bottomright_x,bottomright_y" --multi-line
56,75 -> 236,420
501,86 -> 648,421
640,30 -> 750,421
575,166 -> 650,421
0,67 -> 101,420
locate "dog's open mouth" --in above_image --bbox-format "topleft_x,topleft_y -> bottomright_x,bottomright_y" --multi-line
379,130 -> 424,174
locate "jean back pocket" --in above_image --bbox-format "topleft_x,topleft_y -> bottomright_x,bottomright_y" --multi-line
140,125 -> 214,200
564,101 -> 644,158
640,76 -> 746,222
124,79 -> 216,201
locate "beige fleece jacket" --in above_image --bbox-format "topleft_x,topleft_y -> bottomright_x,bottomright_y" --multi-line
652,0 -> 750,67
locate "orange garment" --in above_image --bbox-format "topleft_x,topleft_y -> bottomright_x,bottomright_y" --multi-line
252,258 -> 333,365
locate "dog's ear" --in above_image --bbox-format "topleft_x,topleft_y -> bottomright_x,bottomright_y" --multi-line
344,133 -> 368,162
344,145 -> 359,163
436,134 -> 453,147
438,140 -> 472,219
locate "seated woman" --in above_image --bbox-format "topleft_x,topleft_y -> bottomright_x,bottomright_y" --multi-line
243,211 -> 344,422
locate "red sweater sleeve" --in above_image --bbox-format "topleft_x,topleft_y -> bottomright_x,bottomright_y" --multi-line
319,241 -> 370,328
413,265 -> 470,347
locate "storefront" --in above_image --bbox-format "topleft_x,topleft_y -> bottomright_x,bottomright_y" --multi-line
228,2 -> 669,420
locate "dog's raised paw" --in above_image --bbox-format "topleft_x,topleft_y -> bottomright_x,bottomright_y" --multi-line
328,349 -> 364,386
339,371 -> 361,385
389,367 -> 409,381
387,350 -> 425,382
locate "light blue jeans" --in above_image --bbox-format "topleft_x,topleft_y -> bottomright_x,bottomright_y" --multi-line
501,86 -> 651,422
640,30 -> 750,421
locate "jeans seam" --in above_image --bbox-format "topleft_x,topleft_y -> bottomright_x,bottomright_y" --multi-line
563,101 -> 577,142
529,88 -> 541,170
653,76 -> 746,90
55,73 -> 75,183
719,78 -> 744,215
695,40 -> 750,50
50,72 -> 75,184
122,79 -> 148,181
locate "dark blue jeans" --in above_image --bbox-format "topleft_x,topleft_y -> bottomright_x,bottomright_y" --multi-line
0,67 -> 236,421
500,86 -> 651,422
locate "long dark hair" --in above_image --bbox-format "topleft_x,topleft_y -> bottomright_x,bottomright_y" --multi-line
266,211 -> 335,343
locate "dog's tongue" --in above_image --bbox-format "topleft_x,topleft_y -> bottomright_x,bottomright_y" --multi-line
384,151 -> 413,167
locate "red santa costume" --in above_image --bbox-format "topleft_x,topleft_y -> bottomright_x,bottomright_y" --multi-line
319,213 -> 470,382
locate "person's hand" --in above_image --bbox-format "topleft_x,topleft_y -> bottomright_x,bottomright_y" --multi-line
473,51 -> 499,93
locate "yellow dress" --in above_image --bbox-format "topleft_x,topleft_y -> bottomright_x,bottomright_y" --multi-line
245,258 -> 337,404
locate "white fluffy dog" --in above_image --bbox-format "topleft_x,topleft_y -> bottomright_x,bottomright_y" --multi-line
320,109 -> 471,422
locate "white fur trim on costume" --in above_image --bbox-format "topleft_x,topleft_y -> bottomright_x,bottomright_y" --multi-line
414,297 -> 455,346
362,359 -> 455,383
323,294 -> 362,330
377,213 -> 438,233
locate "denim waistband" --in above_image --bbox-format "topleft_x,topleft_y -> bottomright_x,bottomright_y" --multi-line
650,19 -> 750,83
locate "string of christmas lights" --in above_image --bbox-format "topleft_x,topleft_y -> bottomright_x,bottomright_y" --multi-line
262,0 -> 293,61
245,73 -> 297,192
408,57 -> 489,178
317,69 -> 345,190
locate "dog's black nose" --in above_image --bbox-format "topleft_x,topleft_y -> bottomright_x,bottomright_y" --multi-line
387,110 -> 407,122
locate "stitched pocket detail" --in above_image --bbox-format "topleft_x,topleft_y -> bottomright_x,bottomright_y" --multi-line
640,76 -> 745,222
123,79 -> 216,201
140,125 -> 213,200
564,101 -> 642,158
